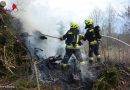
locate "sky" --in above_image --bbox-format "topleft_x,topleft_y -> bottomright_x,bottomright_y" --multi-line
49,0 -> 129,19
4,0 -> 129,20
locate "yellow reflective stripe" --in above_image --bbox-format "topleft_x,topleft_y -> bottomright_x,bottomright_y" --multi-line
79,34 -> 83,36
66,44 -> 81,49
68,31 -> 73,34
76,35 -> 79,43
80,61 -> 85,65
97,55 -> 101,58
89,57 -> 94,61
90,40 -> 97,45
89,29 -> 94,32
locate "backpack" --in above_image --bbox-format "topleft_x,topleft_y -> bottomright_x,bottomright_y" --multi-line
94,25 -> 101,39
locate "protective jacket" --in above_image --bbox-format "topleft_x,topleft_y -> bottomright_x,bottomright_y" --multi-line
84,25 -> 101,45
0,5 -> 4,14
61,28 -> 83,49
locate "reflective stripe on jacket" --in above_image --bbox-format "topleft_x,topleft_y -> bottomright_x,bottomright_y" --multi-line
62,28 -> 83,49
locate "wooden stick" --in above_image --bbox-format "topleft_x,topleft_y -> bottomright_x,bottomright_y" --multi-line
43,34 -> 60,39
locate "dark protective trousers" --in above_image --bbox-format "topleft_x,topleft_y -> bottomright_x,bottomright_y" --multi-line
61,48 -> 83,64
89,42 -> 100,58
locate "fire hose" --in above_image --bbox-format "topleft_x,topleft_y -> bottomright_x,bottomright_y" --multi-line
102,35 -> 130,47
42,34 -> 130,47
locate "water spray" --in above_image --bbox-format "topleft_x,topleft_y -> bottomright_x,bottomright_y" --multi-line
102,35 -> 130,47
40,34 -> 130,47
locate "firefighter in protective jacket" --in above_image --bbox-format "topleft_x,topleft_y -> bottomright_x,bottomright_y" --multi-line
0,1 -> 6,29
60,22 -> 85,67
84,18 -> 102,64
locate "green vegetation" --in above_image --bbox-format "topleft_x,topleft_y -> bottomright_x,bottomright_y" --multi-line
93,67 -> 120,90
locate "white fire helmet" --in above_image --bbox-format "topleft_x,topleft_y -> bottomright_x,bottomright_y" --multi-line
0,1 -> 6,7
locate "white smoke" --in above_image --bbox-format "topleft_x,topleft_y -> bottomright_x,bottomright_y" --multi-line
11,0 -> 97,81
10,0 -> 90,57
11,0 -> 69,57
8,0 -> 129,57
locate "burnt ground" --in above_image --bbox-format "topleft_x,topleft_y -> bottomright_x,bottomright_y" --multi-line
37,57 -> 130,90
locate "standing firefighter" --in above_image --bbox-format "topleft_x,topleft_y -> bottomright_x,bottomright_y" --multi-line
0,1 -> 17,29
0,1 -> 6,29
84,18 -> 102,64
60,22 -> 85,67
0,1 -> 6,12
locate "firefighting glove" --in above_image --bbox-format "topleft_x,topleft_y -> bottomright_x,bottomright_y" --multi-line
97,39 -> 102,44
78,41 -> 83,45
95,25 -> 100,30
72,42 -> 76,47
60,37 -> 63,40
82,36 -> 87,41
40,35 -> 47,40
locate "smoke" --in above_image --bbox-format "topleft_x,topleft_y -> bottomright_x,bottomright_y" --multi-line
11,0 -> 71,57
10,0 -> 98,82
10,0 -> 129,57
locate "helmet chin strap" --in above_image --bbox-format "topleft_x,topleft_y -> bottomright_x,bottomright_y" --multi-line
102,35 -> 130,47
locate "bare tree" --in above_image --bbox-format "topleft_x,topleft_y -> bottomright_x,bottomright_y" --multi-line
104,4 -> 116,36
124,6 -> 130,33
89,7 -> 104,26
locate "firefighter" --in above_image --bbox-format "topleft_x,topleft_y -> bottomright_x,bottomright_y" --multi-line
84,18 -> 102,64
0,1 -> 7,29
0,1 -> 17,29
0,1 -> 17,12
0,1 -> 6,12
60,22 -> 85,67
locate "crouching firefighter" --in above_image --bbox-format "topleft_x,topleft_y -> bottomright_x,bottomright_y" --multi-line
60,22 -> 85,67
84,18 -> 102,64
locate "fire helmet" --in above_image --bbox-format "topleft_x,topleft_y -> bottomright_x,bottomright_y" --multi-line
70,22 -> 78,28
0,1 -> 6,7
85,18 -> 93,25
